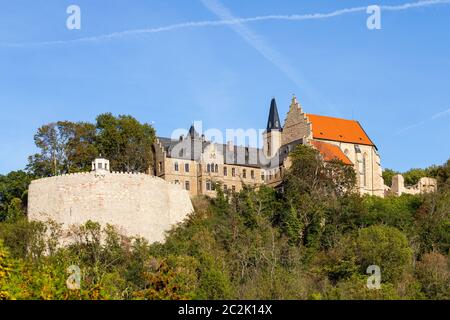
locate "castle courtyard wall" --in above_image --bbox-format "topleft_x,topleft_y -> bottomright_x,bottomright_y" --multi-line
28,171 -> 194,243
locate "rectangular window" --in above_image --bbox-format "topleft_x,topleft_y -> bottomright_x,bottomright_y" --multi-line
98,163 -> 103,169
223,166 -> 228,176
261,173 -> 265,181
206,181 -> 211,191
232,168 -> 236,177
174,162 -> 179,171
243,169 -> 247,179
251,170 -> 254,179
232,185 -> 236,192
185,163 -> 190,173
223,184 -> 228,192
185,181 -> 190,191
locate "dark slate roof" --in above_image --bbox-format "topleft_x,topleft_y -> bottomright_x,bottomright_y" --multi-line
158,136 -> 208,162
266,98 -> 282,132
157,135 -> 305,170
157,136 -> 281,168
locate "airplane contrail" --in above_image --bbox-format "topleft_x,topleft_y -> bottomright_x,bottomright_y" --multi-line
394,107 -> 450,135
1,0 -> 449,47
200,0 -> 341,115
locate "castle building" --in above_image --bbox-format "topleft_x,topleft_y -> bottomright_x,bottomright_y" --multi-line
153,95 -> 385,197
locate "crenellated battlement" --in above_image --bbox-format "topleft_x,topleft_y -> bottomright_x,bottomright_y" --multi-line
30,170 -> 166,185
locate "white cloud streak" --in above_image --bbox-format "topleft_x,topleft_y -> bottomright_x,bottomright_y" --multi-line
395,107 -> 450,135
1,0 -> 449,47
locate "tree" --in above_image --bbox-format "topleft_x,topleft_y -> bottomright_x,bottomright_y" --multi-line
403,168 -> 429,187
27,121 -> 97,177
281,145 -> 356,247
6,198 -> 24,223
415,252 -> 449,299
355,225 -> 412,283
95,113 -> 155,173
0,171 -> 33,221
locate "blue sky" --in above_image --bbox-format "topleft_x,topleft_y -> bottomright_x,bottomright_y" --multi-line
0,0 -> 449,174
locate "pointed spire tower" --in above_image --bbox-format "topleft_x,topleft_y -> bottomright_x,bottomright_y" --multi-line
263,98 -> 283,158
187,124 -> 200,139
266,98 -> 282,132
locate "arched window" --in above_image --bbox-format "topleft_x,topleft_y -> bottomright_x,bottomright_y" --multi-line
215,164 -> 218,173
362,154 -> 367,187
207,164 -> 211,173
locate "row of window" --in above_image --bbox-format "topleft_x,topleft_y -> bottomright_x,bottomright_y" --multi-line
174,162 -> 190,173
171,161 -> 258,180
173,179 -> 238,193
205,180 -> 236,193
261,169 -> 280,181
208,164 -> 256,179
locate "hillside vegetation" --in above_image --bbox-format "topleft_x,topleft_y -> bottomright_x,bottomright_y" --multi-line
0,143 -> 449,300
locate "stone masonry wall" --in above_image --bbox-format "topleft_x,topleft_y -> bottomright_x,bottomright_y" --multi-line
28,171 -> 194,243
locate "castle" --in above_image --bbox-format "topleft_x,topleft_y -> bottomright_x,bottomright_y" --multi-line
28,95 -> 437,243
153,96 -> 386,197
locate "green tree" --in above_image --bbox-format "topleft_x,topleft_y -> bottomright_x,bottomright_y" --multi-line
95,113 -> 155,173
0,171 -> 33,221
5,198 -> 24,223
355,225 -> 412,283
27,121 -> 97,176
282,145 -> 356,247
403,168 -> 428,186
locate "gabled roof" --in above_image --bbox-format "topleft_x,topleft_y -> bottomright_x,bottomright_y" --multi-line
307,114 -> 375,147
310,140 -> 353,165
266,98 -> 282,132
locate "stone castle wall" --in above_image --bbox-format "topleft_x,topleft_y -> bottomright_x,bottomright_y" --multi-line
28,171 -> 194,243
389,174 -> 437,196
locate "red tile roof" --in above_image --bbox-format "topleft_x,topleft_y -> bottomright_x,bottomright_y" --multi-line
310,140 -> 353,165
307,114 -> 375,146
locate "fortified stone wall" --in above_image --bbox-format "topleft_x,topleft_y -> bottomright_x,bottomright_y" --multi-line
28,171 -> 194,243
